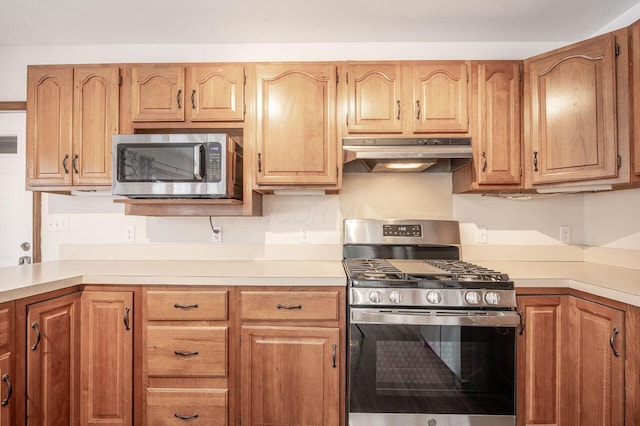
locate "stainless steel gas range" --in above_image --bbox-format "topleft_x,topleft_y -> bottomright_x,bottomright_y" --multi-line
344,219 -> 519,426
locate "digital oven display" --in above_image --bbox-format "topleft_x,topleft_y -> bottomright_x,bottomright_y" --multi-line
382,224 -> 422,237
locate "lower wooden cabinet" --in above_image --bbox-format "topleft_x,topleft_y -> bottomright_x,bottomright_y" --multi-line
146,388 -> 228,425
517,293 -> 626,426
0,302 -> 15,426
240,326 -> 340,426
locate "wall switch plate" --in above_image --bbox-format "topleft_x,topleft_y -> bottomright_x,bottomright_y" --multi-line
46,215 -> 69,232
124,226 -> 135,243
476,226 -> 487,244
299,227 -> 310,243
211,225 -> 222,243
559,225 -> 571,243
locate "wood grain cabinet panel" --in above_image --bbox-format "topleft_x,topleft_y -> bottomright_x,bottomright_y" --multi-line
240,290 -> 340,321
131,66 -> 185,122
345,63 -> 403,133
80,291 -> 133,426
26,65 -> 119,189
187,65 -> 244,122
26,292 -> 81,426
146,388 -> 228,425
474,61 -> 521,185
255,63 -> 338,186
413,62 -> 469,133
0,302 -> 14,426
146,290 -> 228,321
632,20 -> 640,178
526,33 -> 618,184
241,326 -> 340,426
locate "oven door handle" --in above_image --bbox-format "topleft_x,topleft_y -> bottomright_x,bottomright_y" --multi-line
350,309 -> 521,327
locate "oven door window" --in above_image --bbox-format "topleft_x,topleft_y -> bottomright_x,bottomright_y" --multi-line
349,323 -> 515,415
117,143 -> 207,183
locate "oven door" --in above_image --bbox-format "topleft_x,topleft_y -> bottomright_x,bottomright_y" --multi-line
348,308 -> 518,426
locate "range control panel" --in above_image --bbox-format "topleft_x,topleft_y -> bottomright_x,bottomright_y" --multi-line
382,224 -> 422,237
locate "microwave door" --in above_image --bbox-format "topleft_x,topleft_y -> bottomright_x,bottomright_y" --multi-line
193,144 -> 205,180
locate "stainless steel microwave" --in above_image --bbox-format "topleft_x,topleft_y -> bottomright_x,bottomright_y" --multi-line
112,133 -> 243,199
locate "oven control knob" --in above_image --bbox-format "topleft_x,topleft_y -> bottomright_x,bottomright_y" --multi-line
464,291 -> 481,305
426,291 -> 442,304
484,291 -> 500,305
388,290 -> 402,304
368,290 -> 383,304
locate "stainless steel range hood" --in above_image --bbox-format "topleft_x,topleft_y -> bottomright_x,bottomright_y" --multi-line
343,138 -> 472,173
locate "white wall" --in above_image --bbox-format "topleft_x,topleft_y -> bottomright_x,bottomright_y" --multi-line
583,188 -> 640,250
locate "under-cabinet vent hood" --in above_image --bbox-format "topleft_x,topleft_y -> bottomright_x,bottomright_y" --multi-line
343,138 -> 472,173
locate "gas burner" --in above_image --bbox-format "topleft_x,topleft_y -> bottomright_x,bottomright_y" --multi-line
424,260 -> 510,282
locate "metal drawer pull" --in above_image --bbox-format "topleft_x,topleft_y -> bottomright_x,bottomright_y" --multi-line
174,303 -> 199,310
174,413 -> 199,420
174,350 -> 199,357
396,100 -> 401,120
517,311 -> 525,335
610,327 -> 620,357
62,154 -> 70,174
1,374 -> 12,407
191,89 -> 196,109
277,304 -> 302,310
331,343 -> 337,368
481,152 -> 487,172
176,89 -> 182,109
533,151 -> 539,172
124,306 -> 131,331
31,322 -> 41,351
416,100 -> 421,120
72,154 -> 79,174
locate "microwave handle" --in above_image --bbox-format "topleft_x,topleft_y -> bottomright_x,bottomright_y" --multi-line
193,144 -> 205,180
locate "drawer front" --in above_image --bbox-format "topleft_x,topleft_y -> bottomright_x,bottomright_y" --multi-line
241,290 -> 340,321
147,388 -> 227,426
146,326 -> 227,377
0,304 -> 12,350
146,290 -> 228,321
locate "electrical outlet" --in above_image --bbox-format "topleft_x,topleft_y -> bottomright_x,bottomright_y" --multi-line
211,225 -> 222,243
559,225 -> 571,243
124,226 -> 135,243
299,227 -> 310,243
46,215 -> 69,232
476,226 -> 487,244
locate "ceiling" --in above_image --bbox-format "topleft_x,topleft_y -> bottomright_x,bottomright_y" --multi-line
0,0 -> 639,46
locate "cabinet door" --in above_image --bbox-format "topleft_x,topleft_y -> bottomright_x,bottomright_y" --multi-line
26,66 -> 73,186
413,62 -> 469,133
241,326 -> 340,426
345,63 -> 403,133
255,64 -> 338,185
131,65 -> 185,121
474,62 -> 521,185
632,21 -> 640,177
0,353 -> 12,426
187,65 -> 244,122
26,292 -> 81,426
80,291 -> 133,426
516,295 -> 565,426
72,66 -> 120,186
528,34 -> 618,184
566,297 -> 625,426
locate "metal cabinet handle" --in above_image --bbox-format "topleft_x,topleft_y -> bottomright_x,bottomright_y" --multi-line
257,153 -> 262,173
610,327 -> 620,357
174,303 -> 199,310
174,350 -> 199,357
191,89 -> 196,109
517,311 -> 525,335
176,89 -> 182,109
331,343 -> 337,368
416,100 -> 421,120
1,374 -> 12,407
174,413 -> 199,420
62,154 -> 70,174
124,306 -> 131,331
396,100 -> 401,120
72,154 -> 79,174
481,152 -> 487,172
533,151 -> 539,172
277,304 -> 302,310
31,322 -> 41,351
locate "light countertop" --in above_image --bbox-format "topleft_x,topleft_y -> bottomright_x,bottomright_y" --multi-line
0,259 -> 639,306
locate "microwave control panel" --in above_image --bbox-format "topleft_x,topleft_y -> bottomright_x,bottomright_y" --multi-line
206,142 -> 222,182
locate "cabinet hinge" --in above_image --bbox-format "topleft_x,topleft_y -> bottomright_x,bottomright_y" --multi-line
615,42 -> 620,56
346,113 -> 349,127
618,154 -> 622,169
346,72 -> 349,85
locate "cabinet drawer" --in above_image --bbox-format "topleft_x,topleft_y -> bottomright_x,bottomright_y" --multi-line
0,304 -> 12,350
146,326 -> 227,377
146,290 -> 228,321
241,290 -> 340,321
147,388 -> 227,426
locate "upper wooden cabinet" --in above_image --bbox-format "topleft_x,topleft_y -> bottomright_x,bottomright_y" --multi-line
26,65 -> 119,189
130,64 -> 245,123
343,61 -> 470,136
525,33 -> 619,185
631,20 -> 640,179
254,63 -> 339,186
